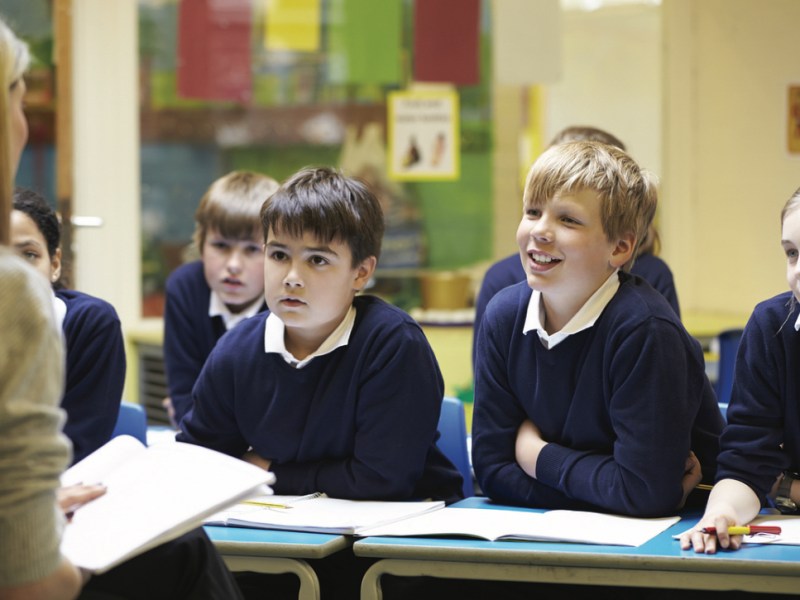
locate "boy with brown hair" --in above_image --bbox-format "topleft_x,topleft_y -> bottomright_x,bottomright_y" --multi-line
163,170 -> 278,425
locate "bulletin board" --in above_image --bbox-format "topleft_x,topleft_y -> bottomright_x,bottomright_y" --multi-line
387,89 -> 460,181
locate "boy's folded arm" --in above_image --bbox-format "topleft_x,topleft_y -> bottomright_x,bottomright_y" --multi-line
536,322 -> 702,516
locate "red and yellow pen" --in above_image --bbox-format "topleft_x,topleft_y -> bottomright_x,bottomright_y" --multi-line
701,525 -> 782,535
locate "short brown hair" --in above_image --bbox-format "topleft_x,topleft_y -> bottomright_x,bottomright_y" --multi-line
193,171 -> 279,250
523,141 -> 657,271
260,166 -> 384,267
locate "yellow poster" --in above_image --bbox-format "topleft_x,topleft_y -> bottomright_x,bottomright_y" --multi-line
789,85 -> 800,154
387,89 -> 460,181
264,0 -> 320,52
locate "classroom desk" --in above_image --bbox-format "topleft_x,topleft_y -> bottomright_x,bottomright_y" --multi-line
205,525 -> 350,600
355,497 -> 800,599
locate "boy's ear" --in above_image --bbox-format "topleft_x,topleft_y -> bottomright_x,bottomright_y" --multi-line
353,256 -> 377,291
609,232 -> 636,268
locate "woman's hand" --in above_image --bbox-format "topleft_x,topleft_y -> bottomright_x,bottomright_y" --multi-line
57,484 -> 106,520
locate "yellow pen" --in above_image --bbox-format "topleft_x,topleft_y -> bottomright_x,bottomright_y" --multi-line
240,492 -> 324,510
240,500 -> 293,509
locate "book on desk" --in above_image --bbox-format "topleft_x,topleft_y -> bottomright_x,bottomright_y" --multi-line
356,505 -> 680,547
206,494 -> 445,535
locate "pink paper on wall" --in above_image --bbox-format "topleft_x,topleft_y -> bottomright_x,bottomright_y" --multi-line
178,0 -> 253,103
413,0 -> 480,85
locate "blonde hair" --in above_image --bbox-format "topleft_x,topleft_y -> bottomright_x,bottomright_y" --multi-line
0,17 -> 30,245
192,170 -> 279,251
523,141 -> 658,271
548,125 -> 660,256
781,187 -> 800,226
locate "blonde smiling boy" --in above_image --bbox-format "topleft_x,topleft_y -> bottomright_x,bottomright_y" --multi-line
472,141 -> 724,517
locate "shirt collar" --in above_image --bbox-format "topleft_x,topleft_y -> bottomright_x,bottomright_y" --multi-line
263,304 -> 356,369
523,269 -> 621,349
51,292 -> 67,332
794,306 -> 800,331
209,290 -> 263,331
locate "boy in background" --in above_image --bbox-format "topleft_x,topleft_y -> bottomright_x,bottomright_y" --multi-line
163,170 -> 278,425
472,141 -> 723,517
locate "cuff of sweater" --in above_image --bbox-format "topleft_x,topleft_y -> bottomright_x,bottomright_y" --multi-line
0,496 -> 64,587
534,442 -> 568,490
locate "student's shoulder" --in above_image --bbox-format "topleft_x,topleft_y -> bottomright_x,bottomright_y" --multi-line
485,253 -> 524,282
55,288 -> 117,315
355,295 -> 417,326
749,291 -> 796,329
57,289 -> 121,333
484,280 -> 531,317
165,260 -> 207,293
607,273 -> 683,331
631,253 -> 673,279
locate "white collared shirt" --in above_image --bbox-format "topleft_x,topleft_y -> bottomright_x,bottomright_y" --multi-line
263,305 -> 356,369
522,270 -> 621,349
51,293 -> 67,332
209,291 -> 263,331
794,307 -> 800,331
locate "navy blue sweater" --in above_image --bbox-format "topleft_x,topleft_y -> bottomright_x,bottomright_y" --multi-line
472,273 -> 722,517
163,261 -> 266,424
473,253 -> 681,368
58,289 -> 126,464
717,292 -> 800,505
178,295 -> 464,504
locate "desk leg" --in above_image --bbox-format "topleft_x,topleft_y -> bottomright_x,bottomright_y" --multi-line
222,556 -> 320,600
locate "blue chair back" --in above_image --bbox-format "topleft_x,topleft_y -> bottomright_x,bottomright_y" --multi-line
715,328 -> 744,414
437,397 -> 474,497
112,401 -> 148,445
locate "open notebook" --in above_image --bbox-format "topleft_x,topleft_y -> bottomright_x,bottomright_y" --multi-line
356,506 -> 681,547
60,435 -> 273,573
206,494 -> 445,535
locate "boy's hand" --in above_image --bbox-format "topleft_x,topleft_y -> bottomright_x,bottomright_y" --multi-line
515,419 -> 547,479
678,451 -> 703,509
242,450 -> 272,472
679,512 -> 741,554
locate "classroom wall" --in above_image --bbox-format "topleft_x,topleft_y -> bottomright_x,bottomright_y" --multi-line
491,3 -> 662,263
68,0 -> 800,330
71,0 -> 141,327
662,0 -> 800,316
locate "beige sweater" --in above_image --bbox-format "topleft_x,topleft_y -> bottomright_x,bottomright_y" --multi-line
0,249 -> 71,587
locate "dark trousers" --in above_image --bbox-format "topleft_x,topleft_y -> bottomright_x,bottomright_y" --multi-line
79,527 -> 243,600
